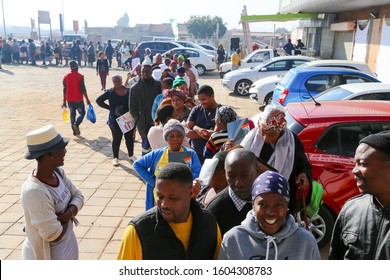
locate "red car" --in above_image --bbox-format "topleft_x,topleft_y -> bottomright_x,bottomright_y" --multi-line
285,100 -> 390,248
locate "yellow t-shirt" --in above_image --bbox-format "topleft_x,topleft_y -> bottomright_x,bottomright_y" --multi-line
231,53 -> 241,66
117,212 -> 222,260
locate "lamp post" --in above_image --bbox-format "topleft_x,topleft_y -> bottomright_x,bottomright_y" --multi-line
1,0 -> 6,38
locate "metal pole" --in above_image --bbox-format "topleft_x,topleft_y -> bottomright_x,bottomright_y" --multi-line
273,23 -> 276,48
1,0 -> 6,38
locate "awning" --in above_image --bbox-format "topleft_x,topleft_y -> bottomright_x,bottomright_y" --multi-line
240,13 -> 318,23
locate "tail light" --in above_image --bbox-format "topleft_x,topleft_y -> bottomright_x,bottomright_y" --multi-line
278,88 -> 288,105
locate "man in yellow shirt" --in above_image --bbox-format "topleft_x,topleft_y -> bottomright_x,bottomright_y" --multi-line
231,49 -> 241,71
118,162 -> 222,260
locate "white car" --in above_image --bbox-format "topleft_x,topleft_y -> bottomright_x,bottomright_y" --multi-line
313,83 -> 390,101
199,43 -> 218,52
222,56 -> 315,96
161,47 -> 216,75
219,49 -> 279,78
176,41 -> 217,57
249,59 -> 378,104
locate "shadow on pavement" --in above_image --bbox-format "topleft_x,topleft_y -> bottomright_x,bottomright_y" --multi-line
0,69 -> 15,75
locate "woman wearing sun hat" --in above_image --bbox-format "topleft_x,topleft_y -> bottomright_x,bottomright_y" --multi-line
21,125 -> 84,260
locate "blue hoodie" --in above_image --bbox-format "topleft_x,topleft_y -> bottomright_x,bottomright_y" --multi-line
218,210 -> 320,260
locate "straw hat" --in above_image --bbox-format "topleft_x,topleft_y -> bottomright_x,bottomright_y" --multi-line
25,125 -> 69,160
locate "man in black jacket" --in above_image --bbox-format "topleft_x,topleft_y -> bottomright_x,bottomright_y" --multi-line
329,130 -> 390,259
129,64 -> 161,155
206,149 -> 260,236
117,163 -> 221,259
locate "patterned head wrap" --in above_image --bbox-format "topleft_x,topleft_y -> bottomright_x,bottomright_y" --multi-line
216,106 -> 237,124
260,105 -> 287,132
252,171 -> 290,202
167,88 -> 188,102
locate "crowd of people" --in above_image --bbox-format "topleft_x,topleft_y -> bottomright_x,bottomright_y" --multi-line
18,39 -> 390,260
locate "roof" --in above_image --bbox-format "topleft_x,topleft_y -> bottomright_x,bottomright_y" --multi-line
289,66 -> 376,76
287,100 -> 390,126
331,83 -> 390,93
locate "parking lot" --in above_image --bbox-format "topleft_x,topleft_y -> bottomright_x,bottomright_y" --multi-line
0,64 -> 263,260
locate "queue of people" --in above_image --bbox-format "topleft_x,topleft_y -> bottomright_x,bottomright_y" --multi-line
19,48 -> 390,260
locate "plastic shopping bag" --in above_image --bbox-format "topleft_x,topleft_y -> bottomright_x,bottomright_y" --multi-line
62,108 -> 70,123
86,104 -> 96,123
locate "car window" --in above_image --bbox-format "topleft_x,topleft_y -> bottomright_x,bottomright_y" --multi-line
316,122 -> 390,157
305,75 -> 334,92
264,61 -> 287,71
185,50 -> 199,58
292,60 -> 310,68
344,75 -> 374,84
351,92 -> 390,100
252,52 -> 270,63
315,87 -> 353,101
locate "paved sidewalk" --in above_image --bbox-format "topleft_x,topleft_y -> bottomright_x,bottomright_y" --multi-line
0,64 -> 259,260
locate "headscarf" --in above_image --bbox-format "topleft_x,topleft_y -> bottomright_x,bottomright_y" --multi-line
252,171 -> 290,202
216,106 -> 237,124
260,105 -> 287,132
167,88 -> 188,102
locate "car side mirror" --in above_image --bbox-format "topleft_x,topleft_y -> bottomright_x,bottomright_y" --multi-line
260,67 -> 267,72
247,59 -> 252,63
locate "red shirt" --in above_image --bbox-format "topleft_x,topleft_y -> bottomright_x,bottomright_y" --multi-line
63,70 -> 85,102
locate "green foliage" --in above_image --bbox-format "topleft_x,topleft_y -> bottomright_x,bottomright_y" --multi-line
117,13 -> 129,27
186,15 -> 227,39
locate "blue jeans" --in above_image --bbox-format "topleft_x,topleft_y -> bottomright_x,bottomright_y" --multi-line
68,101 -> 85,127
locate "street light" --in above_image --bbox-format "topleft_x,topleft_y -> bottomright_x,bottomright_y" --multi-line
1,0 -> 6,38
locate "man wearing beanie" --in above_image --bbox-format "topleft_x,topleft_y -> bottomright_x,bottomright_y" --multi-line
133,119 -> 201,210
329,130 -> 390,260
218,171 -> 320,260
62,60 -> 91,136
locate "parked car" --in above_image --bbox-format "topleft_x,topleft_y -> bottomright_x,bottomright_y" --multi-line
161,47 -> 216,75
312,82 -> 390,101
219,48 -> 280,78
134,41 -> 182,62
282,100 -> 390,248
272,67 -> 380,106
222,56 -> 315,96
250,60 -> 378,105
199,43 -> 217,52
175,40 -> 217,57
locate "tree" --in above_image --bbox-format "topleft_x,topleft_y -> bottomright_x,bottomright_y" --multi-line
186,15 -> 227,39
117,13 -> 129,27
276,27 -> 288,34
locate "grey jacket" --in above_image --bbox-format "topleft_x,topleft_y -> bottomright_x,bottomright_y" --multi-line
329,194 -> 390,260
218,210 -> 320,260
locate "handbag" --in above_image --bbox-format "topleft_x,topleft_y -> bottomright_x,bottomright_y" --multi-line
86,104 -> 96,123
62,108 -> 70,123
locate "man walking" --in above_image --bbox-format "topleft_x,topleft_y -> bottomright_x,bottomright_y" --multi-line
329,130 -> 390,259
62,60 -> 91,136
129,64 -> 161,155
231,49 -> 241,71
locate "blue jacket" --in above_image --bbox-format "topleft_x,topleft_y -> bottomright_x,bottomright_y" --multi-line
133,145 -> 201,210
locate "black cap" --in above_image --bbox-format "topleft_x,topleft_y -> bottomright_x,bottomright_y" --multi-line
69,60 -> 78,70
360,130 -> 390,155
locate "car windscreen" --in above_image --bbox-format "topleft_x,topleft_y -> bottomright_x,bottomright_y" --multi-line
315,87 -> 353,101
285,109 -> 305,134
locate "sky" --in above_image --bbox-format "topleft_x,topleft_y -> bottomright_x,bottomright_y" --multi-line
1,0 -> 296,32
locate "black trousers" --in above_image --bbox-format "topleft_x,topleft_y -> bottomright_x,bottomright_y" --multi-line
110,126 -> 135,158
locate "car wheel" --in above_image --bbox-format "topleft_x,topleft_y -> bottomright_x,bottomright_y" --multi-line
297,205 -> 335,249
264,92 -> 273,104
234,79 -> 252,96
195,64 -> 206,76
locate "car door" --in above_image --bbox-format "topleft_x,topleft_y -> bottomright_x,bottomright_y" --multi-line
183,49 -> 200,66
308,122 -> 390,214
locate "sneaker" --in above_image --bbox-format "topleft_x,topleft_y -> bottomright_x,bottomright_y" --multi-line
112,158 -> 119,166
129,155 -> 137,163
72,124 -> 80,136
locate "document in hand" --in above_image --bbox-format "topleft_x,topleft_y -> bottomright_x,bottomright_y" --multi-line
168,151 -> 192,167
198,158 -> 219,186
227,118 -> 250,144
116,112 -> 135,134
